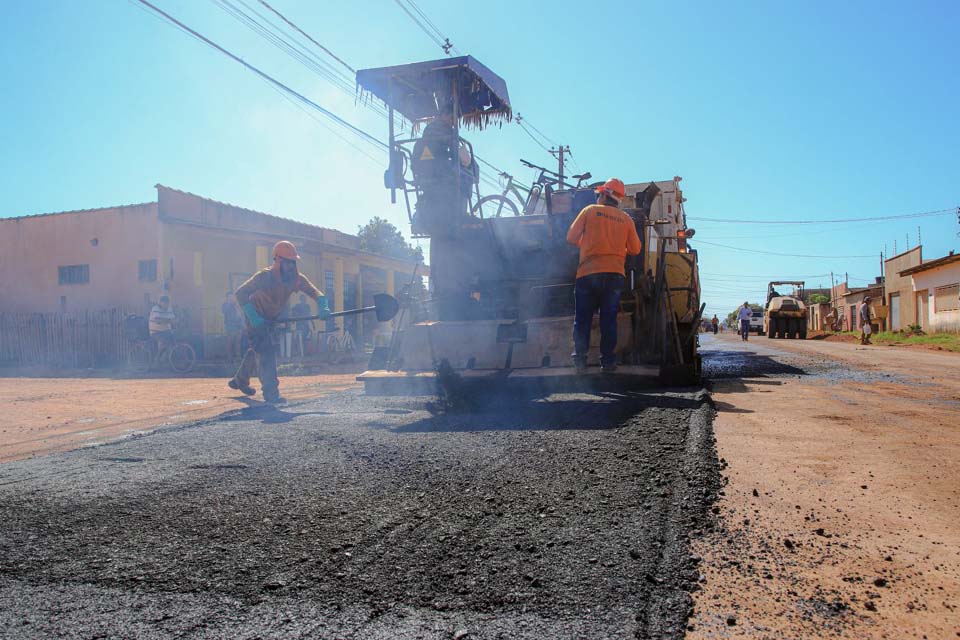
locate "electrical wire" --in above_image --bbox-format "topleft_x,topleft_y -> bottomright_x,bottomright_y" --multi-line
689,208 -> 956,225
134,0 -> 386,151
392,0 -> 448,53
694,239 -> 876,259
255,0 -> 355,72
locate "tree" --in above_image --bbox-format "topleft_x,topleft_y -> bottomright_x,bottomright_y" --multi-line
726,302 -> 763,327
357,217 -> 424,263
809,293 -> 830,304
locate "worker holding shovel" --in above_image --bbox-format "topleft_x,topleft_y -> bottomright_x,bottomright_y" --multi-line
228,241 -> 330,404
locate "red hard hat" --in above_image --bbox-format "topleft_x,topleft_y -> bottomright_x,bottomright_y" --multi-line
596,178 -> 626,200
272,240 -> 300,261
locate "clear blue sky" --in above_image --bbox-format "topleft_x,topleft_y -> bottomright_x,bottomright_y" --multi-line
2,0 -> 958,317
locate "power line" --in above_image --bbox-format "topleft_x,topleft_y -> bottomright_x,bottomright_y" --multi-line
134,0 -> 386,151
689,207 -> 957,225
392,0 -> 452,54
695,239 -> 876,259
255,0 -> 355,72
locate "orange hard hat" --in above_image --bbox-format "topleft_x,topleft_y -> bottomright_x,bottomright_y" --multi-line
596,178 -> 626,200
272,240 -> 300,261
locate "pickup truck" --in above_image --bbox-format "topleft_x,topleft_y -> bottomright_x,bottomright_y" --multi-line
749,310 -> 764,335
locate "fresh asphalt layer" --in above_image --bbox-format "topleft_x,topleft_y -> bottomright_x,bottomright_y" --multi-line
0,379 -> 720,640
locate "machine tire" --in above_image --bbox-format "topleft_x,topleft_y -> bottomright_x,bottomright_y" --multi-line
786,318 -> 796,338
471,194 -> 521,218
799,328 -> 808,340
766,321 -> 775,338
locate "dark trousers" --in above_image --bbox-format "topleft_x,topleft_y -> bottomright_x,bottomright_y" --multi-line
740,319 -> 750,340
573,273 -> 624,366
233,329 -> 280,401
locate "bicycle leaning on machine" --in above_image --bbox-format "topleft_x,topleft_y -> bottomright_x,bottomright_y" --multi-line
470,158 -> 592,218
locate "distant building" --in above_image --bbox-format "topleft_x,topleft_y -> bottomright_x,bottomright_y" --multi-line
883,246 -> 923,331
0,185 -> 426,353
841,280 -> 885,332
899,251 -> 960,333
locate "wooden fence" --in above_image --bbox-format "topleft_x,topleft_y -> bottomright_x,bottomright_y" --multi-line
0,308 -> 134,369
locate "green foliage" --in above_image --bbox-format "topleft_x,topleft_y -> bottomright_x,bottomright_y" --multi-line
725,302 -> 762,327
357,216 -> 424,263
809,293 -> 830,304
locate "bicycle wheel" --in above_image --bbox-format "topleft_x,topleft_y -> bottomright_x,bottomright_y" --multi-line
130,342 -> 152,373
471,194 -> 520,218
168,342 -> 197,373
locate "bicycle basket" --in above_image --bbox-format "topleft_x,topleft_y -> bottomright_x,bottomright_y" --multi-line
124,314 -> 150,341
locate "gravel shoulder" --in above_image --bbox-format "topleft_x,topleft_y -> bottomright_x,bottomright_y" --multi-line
689,333 -> 960,639
0,384 -> 719,639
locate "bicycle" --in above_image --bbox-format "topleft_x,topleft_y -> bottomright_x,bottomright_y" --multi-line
470,159 -> 592,218
129,333 -> 197,374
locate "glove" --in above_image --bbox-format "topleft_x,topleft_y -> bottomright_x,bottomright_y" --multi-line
316,295 -> 332,321
242,302 -> 265,329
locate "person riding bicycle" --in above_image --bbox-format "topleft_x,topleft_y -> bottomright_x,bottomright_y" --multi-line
148,295 -> 176,354
228,241 -> 331,404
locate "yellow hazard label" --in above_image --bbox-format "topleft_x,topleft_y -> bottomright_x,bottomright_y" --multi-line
419,146 -> 434,160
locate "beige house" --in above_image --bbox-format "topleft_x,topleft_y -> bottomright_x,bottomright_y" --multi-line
0,185 -> 426,354
900,252 -> 960,333
883,247 -> 923,331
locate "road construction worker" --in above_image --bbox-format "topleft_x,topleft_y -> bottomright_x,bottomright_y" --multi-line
228,241 -> 331,404
410,102 -> 478,229
566,178 -> 641,373
737,302 -> 752,341
711,315 -> 719,334
859,296 -> 873,345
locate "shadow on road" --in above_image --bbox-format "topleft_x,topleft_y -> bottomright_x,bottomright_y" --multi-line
393,390 -> 703,434
221,401 -> 332,425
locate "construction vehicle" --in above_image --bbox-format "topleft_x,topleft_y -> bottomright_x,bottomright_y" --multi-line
354,56 -> 703,392
764,281 -> 808,339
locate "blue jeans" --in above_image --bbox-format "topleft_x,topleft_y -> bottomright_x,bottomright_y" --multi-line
573,273 -> 624,366
740,319 -> 750,340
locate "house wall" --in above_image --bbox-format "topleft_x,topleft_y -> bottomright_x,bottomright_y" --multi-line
0,204 -> 160,313
884,247 -> 922,330
911,263 -> 960,333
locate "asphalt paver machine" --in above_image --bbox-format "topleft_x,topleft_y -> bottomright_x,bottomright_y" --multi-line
355,56 -> 703,393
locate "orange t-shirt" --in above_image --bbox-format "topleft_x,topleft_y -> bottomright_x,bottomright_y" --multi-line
566,204 -> 642,278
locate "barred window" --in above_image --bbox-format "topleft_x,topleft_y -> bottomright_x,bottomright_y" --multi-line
58,264 -> 89,285
934,284 -> 960,313
138,259 -> 157,282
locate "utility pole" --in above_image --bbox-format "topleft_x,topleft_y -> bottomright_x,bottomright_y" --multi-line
550,145 -> 570,189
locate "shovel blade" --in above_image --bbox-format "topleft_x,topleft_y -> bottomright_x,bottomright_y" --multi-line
373,293 -> 400,323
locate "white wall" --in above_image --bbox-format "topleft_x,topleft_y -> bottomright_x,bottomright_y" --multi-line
911,263 -> 960,333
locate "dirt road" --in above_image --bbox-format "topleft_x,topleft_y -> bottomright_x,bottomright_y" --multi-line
0,373 -> 359,463
691,333 -> 960,639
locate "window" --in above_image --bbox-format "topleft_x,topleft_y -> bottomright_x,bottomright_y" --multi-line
934,284 -> 960,313
138,259 -> 157,282
58,264 -> 89,285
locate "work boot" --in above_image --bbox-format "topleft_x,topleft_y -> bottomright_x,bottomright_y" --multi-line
228,378 -> 256,396
601,361 -> 618,373
573,357 -> 588,375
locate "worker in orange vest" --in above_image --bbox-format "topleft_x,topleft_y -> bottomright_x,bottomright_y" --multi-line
228,241 -> 330,403
566,178 -> 641,373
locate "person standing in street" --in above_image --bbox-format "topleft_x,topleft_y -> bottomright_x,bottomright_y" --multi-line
711,315 -> 719,334
737,302 -> 753,341
566,178 -> 642,373
291,294 -> 313,357
149,294 -> 176,354
228,241 -> 330,404
859,296 -> 873,345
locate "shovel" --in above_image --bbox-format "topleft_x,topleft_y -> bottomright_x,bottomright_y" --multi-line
276,293 -> 400,325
